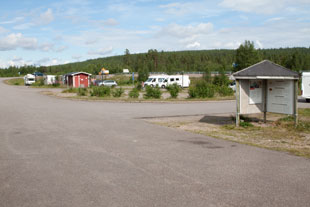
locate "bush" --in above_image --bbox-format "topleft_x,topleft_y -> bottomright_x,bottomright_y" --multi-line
77,88 -> 87,96
166,84 -> 180,98
129,88 -> 140,98
91,86 -> 111,97
136,82 -> 143,91
188,80 -> 215,98
216,85 -> 234,96
144,86 -> 161,99
62,88 -> 79,93
112,87 -> 124,97
32,79 -> 44,86
240,121 -> 253,128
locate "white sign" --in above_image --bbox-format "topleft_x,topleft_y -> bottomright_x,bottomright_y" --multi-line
267,80 -> 294,114
249,80 -> 262,104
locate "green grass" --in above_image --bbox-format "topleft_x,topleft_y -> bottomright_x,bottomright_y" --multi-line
5,78 -> 24,86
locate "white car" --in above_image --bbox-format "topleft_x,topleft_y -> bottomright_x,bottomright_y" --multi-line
98,80 -> 117,87
229,81 -> 236,91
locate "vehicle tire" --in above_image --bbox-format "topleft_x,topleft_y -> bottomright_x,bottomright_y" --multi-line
306,99 -> 310,103
161,85 -> 165,88
151,84 -> 154,87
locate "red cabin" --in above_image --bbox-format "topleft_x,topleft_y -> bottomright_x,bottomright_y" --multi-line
65,72 -> 92,88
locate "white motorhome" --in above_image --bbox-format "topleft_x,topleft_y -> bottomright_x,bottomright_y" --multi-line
144,75 -> 168,88
24,74 -> 35,86
301,72 -> 310,102
44,75 -> 57,85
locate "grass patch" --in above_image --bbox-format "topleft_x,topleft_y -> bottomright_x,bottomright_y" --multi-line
5,78 -> 24,86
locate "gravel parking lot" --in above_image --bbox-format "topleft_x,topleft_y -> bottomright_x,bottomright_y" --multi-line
1,78 -> 310,207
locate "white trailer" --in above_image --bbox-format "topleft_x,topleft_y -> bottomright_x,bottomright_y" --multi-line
44,75 -> 56,85
24,74 -> 35,86
301,72 -> 310,102
144,75 -> 190,88
166,75 -> 190,88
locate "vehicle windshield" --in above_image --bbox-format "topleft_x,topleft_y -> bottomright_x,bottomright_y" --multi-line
158,78 -> 165,82
28,78 -> 34,81
146,78 -> 153,82
104,80 -> 114,83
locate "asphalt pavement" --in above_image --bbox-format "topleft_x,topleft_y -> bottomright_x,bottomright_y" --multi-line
0,78 -> 310,207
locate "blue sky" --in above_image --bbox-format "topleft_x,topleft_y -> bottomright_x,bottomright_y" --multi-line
0,0 -> 309,68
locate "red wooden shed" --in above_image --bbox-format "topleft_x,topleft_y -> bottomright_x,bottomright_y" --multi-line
65,72 -> 92,88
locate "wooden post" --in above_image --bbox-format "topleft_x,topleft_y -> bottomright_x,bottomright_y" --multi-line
294,79 -> 298,127
236,79 -> 240,126
264,80 -> 267,123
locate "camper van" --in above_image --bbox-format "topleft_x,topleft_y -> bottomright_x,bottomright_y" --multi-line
144,75 -> 191,88
144,75 -> 168,88
302,72 -> 310,102
24,74 -> 35,86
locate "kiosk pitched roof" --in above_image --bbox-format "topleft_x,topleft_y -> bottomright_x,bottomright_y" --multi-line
233,60 -> 299,79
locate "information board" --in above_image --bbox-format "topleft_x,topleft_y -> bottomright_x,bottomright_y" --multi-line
249,80 -> 262,104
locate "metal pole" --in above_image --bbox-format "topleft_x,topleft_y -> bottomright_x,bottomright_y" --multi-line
264,80 -> 267,123
294,79 -> 298,127
236,79 -> 240,126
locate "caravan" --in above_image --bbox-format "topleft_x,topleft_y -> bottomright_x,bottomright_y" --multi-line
166,75 -> 190,88
302,72 -> 310,102
144,75 -> 190,88
24,74 -> 35,86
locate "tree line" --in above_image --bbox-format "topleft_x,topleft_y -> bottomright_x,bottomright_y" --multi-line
1,43 -> 310,77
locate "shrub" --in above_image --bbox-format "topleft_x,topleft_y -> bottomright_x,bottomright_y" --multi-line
144,86 -> 161,99
62,88 -> 79,93
136,82 -> 143,91
77,88 -> 87,96
188,80 -> 215,98
166,84 -> 180,98
216,85 -> 234,96
91,86 -> 111,97
240,121 -> 253,128
32,79 -> 44,86
112,87 -> 124,97
129,88 -> 140,98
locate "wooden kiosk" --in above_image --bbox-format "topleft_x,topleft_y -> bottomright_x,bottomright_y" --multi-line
233,60 -> 300,126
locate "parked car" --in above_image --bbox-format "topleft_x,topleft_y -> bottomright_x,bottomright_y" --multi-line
229,81 -> 236,91
98,80 -> 117,87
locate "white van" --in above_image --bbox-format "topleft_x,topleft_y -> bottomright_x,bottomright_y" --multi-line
144,75 -> 168,88
302,72 -> 310,102
24,74 -> 35,86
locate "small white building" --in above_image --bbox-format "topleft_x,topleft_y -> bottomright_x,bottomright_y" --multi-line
44,75 -> 57,85
123,69 -> 130,74
233,60 -> 299,126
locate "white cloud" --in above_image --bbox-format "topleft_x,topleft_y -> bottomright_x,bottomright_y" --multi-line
37,8 -> 54,25
0,17 -> 24,25
0,33 -> 37,51
219,0 -> 310,14
72,55 -> 82,60
0,26 -> 8,34
88,47 -> 113,56
39,43 -> 54,52
159,23 -> 213,38
256,40 -> 263,49
186,41 -> 201,49
55,45 -> 67,52
102,18 -> 119,26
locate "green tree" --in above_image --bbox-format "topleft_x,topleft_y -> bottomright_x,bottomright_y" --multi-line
235,40 -> 260,71
138,65 -> 149,82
